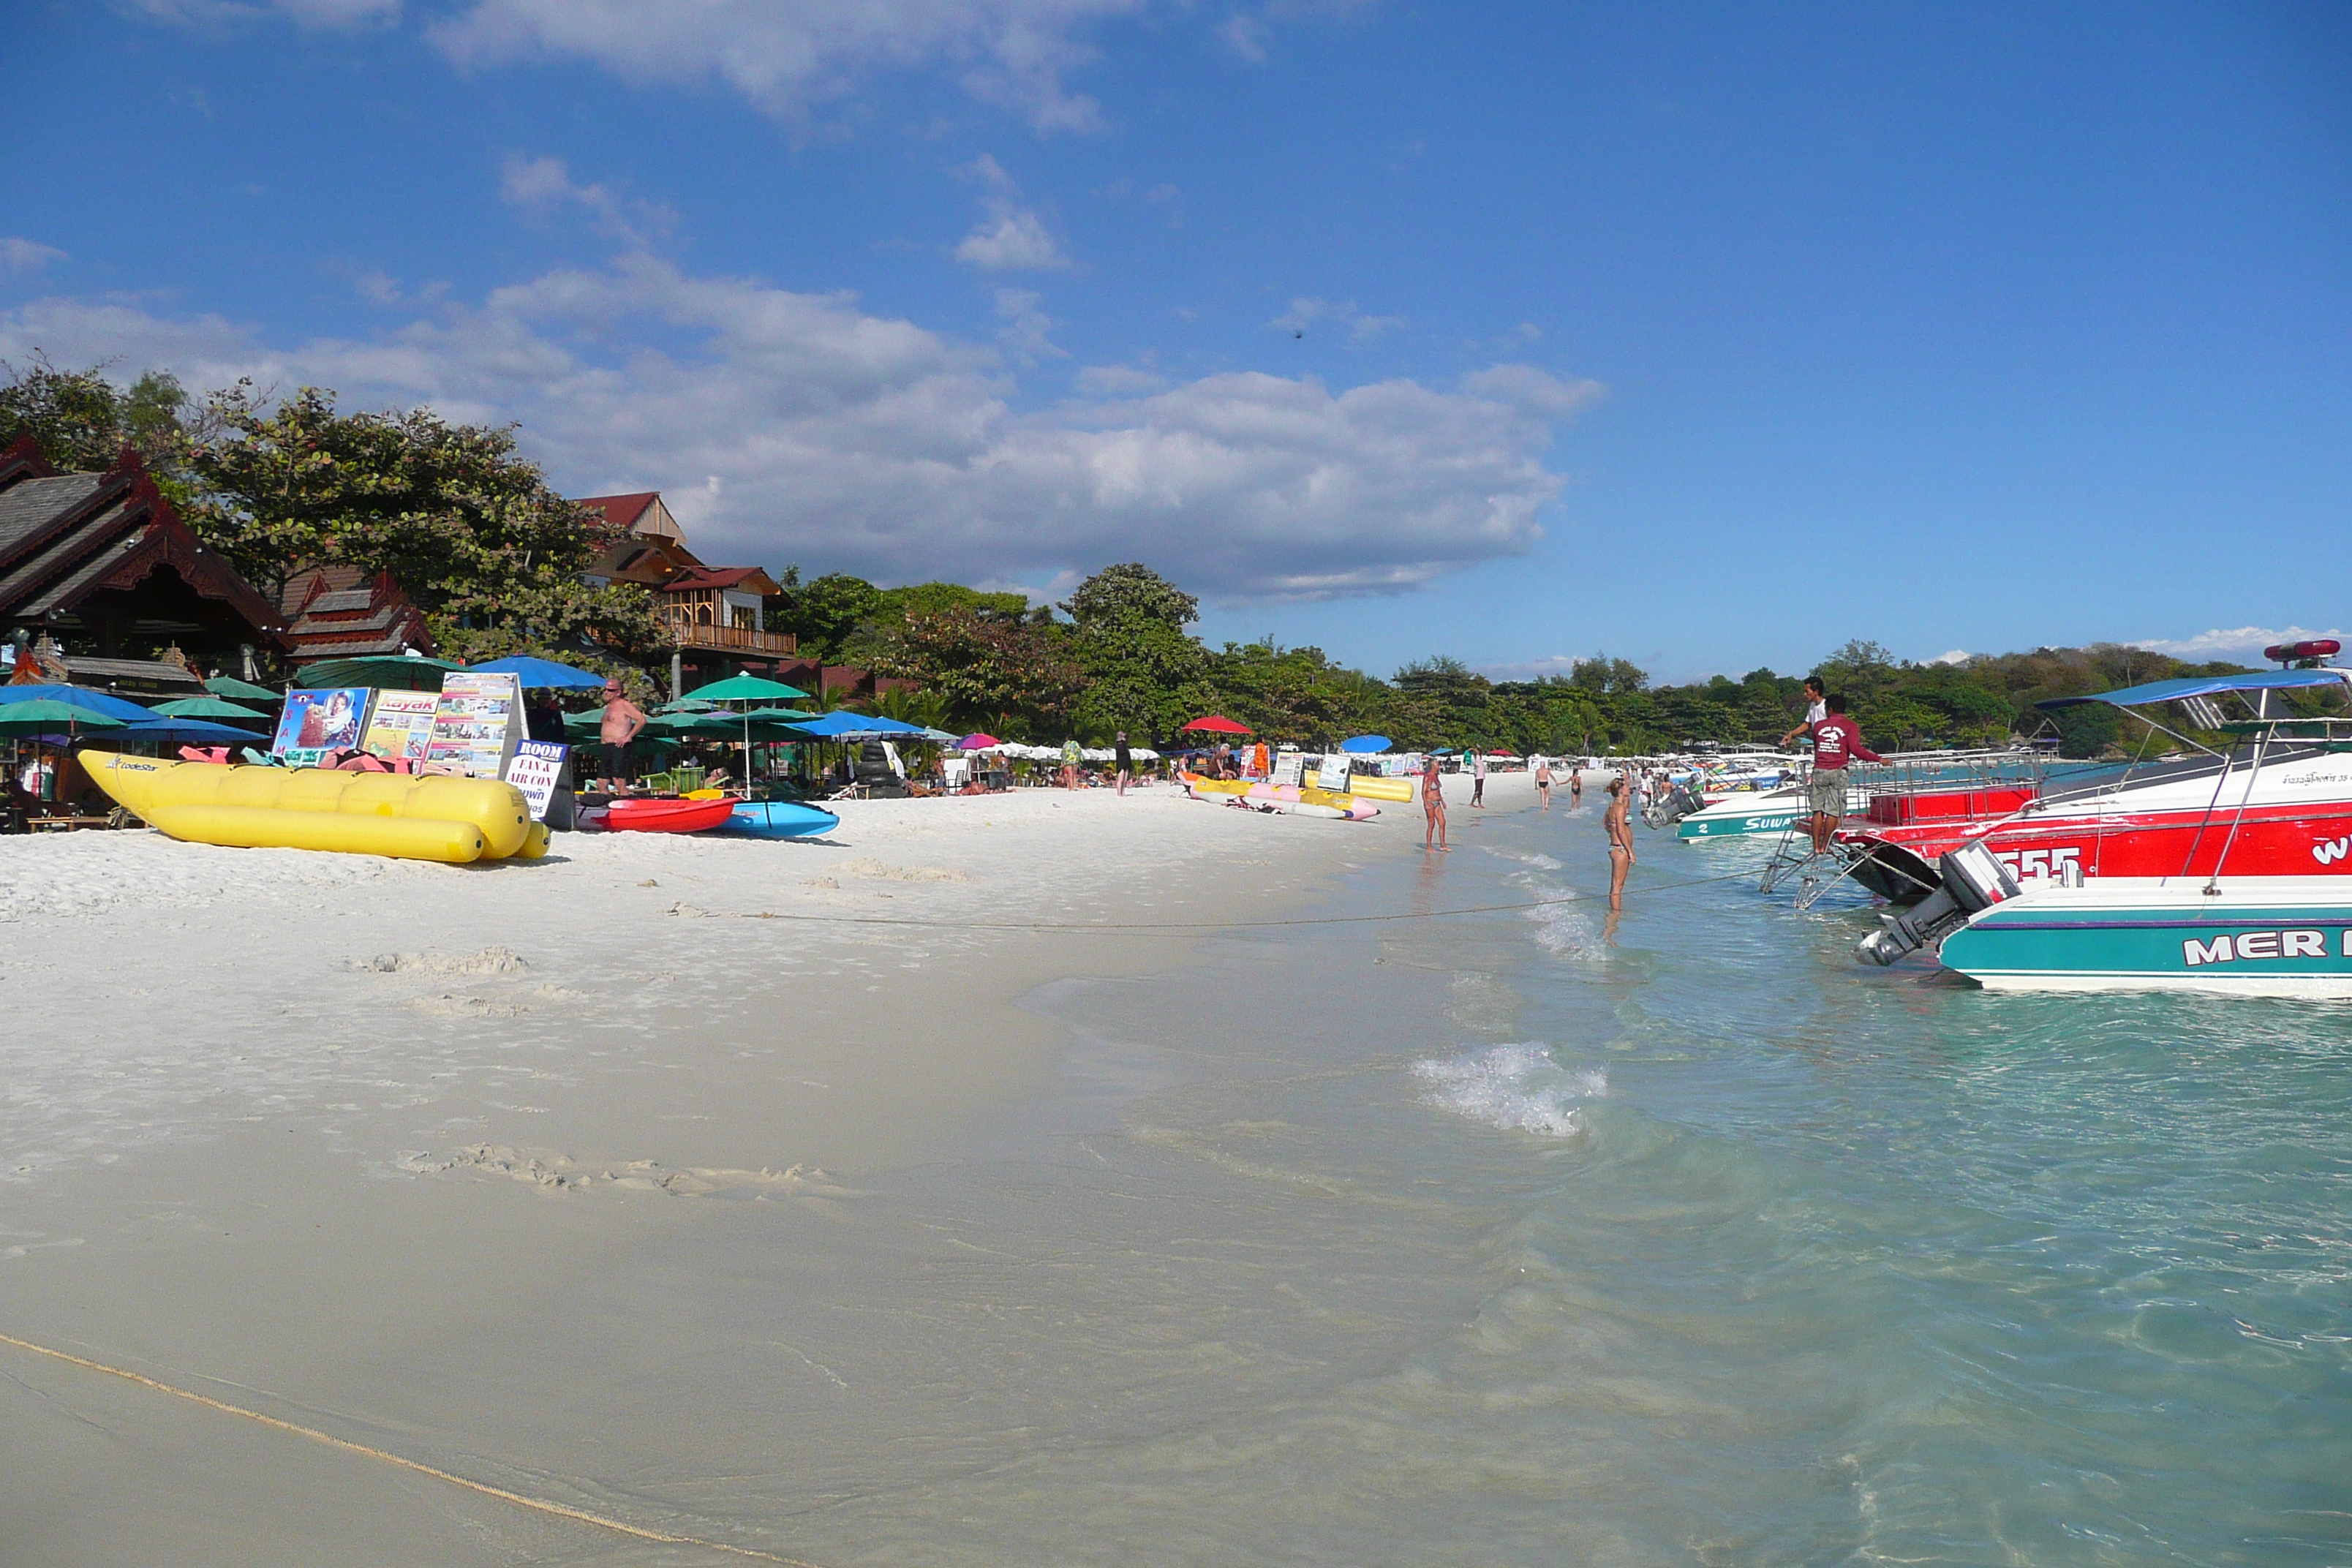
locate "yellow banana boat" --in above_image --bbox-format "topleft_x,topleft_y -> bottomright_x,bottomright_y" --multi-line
83,752 -> 537,864
1343,774 -> 1414,802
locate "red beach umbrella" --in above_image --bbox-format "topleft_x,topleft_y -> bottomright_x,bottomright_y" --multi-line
1182,715 -> 1252,735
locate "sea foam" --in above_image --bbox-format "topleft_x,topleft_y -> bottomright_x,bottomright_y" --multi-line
1411,1044 -> 1605,1138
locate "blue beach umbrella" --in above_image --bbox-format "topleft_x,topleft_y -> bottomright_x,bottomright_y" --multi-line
1339,734 -> 1392,753
466,655 -> 606,690
0,684 -> 157,722
786,710 -> 927,738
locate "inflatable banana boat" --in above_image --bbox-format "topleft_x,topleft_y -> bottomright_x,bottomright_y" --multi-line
1178,774 -> 1379,821
83,752 -> 546,865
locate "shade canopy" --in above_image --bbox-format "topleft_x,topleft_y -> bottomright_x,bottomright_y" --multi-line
958,732 -> 1001,750
295,654 -> 464,691
0,684 -> 157,721
1182,715 -> 1252,735
684,673 -> 810,704
0,700 -> 129,735
204,675 -> 281,702
1338,734 -> 1391,753
466,655 -> 606,690
151,696 -> 270,720
787,710 -> 927,738
2038,668 -> 2352,709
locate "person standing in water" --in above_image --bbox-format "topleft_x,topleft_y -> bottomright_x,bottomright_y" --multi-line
1114,731 -> 1134,797
1605,773 -> 1635,911
1534,754 -> 1553,811
1422,753 -> 1449,851
1569,767 -> 1583,807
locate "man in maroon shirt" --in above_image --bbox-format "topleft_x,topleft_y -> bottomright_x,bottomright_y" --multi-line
1801,695 -> 1883,853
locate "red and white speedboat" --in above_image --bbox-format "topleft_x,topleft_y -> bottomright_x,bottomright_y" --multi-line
1838,668 -> 2352,902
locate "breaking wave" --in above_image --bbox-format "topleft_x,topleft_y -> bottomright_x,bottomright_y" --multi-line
1411,1044 -> 1605,1138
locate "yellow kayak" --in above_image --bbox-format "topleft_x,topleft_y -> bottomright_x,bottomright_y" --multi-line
1344,775 -> 1414,802
83,752 -> 537,864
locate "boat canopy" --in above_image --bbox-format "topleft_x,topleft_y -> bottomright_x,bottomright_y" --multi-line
2038,668 -> 2352,709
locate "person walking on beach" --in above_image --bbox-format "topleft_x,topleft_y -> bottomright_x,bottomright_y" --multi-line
597,677 -> 647,791
1114,731 -> 1134,797
1605,774 -> 1635,911
1779,676 -> 1827,751
1422,753 -> 1449,851
1569,768 -> 1583,807
1471,748 -> 1488,807
1534,754 -> 1553,811
1799,695 -> 1884,854
1062,736 -> 1083,791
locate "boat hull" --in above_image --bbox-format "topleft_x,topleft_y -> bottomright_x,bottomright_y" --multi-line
1937,878 -> 2352,995
1676,788 -> 1806,840
83,751 -> 534,862
722,801 -> 840,839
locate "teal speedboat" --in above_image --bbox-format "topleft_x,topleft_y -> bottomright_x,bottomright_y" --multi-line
1930,877 -> 2352,995
1676,783 -> 1806,840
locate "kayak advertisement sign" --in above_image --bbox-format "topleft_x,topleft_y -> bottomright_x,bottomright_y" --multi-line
273,687 -> 372,767
504,740 -> 568,821
362,689 -> 440,764
426,671 -> 521,779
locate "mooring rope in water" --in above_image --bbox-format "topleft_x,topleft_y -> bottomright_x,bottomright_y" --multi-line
669,867 -> 1765,932
0,1330 -> 826,1567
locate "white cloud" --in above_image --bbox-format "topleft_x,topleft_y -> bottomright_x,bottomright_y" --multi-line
130,0 -> 399,26
1929,649 -> 1970,666
0,239 -> 66,274
431,0 -> 1142,133
0,257 -> 1591,599
1270,296 -> 1404,342
1072,364 -> 1165,395
2130,626 -> 2348,662
500,154 -> 675,249
952,157 -> 1069,270
1458,364 -> 1606,418
992,287 -> 1066,361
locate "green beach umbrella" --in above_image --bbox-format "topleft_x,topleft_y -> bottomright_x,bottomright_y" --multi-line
0,700 -> 129,736
151,696 -> 270,721
682,673 -> 809,705
204,675 -> 280,703
295,654 -> 464,691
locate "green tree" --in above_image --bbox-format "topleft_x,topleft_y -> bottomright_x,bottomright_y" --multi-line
776,573 -> 884,664
1064,563 -> 1210,743
869,607 -> 1088,737
0,355 -> 196,477
184,384 -> 662,666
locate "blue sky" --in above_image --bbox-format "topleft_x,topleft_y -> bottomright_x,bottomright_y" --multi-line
4,1 -> 2347,682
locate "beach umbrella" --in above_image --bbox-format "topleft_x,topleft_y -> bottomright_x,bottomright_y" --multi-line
116,717 -> 265,746
658,697 -> 720,712
1338,734 -> 1391,753
957,732 -> 1000,750
0,700 -> 129,737
1182,715 -> 1251,735
204,675 -> 281,703
787,710 -> 926,738
466,655 -> 606,690
295,654 -> 463,691
150,696 -> 270,720
684,673 -> 810,704
0,683 -> 157,722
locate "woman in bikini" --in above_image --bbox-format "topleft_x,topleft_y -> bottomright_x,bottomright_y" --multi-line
1422,753 -> 1449,851
1605,774 -> 1635,911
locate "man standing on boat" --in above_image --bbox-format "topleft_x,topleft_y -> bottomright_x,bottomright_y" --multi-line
1801,695 -> 1882,855
1779,676 -> 1827,751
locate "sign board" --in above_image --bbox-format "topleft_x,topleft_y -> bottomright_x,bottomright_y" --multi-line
361,689 -> 440,764
503,740 -> 568,821
1273,752 -> 1305,788
1316,751 -> 1353,794
424,671 -> 521,780
272,687 -> 372,767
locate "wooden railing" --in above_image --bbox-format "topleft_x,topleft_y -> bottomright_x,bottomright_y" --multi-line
660,616 -> 797,655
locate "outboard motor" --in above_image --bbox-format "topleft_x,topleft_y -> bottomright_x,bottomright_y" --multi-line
1857,841 -> 2023,966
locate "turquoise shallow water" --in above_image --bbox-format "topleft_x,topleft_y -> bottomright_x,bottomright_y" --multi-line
775,797 -> 2352,1565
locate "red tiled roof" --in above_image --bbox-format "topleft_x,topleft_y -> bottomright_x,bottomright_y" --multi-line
666,567 -> 769,592
576,492 -> 659,530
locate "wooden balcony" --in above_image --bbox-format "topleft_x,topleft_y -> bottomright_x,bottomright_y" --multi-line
660,616 -> 797,656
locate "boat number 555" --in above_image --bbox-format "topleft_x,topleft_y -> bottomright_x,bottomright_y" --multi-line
1993,846 -> 2080,881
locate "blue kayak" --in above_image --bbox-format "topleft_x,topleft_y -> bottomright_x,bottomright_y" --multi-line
722,799 -> 840,840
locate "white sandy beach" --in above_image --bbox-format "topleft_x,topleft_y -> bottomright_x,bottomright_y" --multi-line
1,774 -> 1536,1564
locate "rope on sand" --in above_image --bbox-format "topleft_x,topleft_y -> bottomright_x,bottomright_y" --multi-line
669,869 -> 1762,932
0,1330 -> 826,1567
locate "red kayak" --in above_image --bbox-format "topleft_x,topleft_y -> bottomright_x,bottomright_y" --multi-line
605,796 -> 739,834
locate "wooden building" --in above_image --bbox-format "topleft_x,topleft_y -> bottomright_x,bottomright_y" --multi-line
575,490 -> 797,666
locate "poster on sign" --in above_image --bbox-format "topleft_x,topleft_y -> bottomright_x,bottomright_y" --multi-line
272,687 -> 372,766
362,689 -> 440,764
424,671 -> 521,779
504,741 -> 568,821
